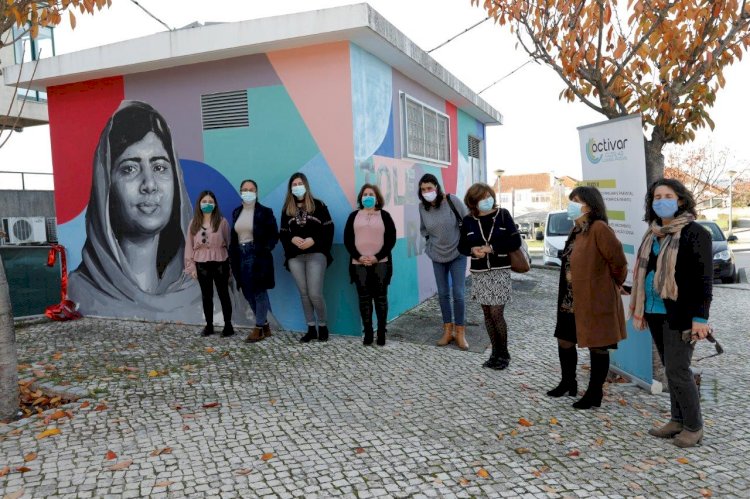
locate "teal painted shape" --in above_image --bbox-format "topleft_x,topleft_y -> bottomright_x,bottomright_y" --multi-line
203,85 -> 319,194
387,238 -> 419,317
457,109 -> 478,160
611,318 -> 653,384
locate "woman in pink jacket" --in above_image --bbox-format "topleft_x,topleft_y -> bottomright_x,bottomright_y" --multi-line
184,190 -> 233,337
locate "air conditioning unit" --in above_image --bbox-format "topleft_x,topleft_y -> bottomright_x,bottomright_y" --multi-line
2,217 -> 47,244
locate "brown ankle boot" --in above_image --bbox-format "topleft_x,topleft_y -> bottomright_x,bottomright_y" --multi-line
245,327 -> 264,343
673,428 -> 703,448
648,421 -> 683,438
454,325 -> 469,350
436,323 -> 454,346
262,324 -> 272,338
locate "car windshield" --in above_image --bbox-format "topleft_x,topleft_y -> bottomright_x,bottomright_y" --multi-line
698,222 -> 725,242
547,213 -> 574,236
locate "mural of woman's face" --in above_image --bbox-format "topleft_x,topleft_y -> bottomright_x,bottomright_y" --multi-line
110,131 -> 175,237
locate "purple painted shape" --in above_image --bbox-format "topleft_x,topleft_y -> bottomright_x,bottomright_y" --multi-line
123,54 -> 281,161
391,69 -> 446,161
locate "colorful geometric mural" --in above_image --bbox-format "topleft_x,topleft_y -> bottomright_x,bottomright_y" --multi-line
46,42 -> 486,335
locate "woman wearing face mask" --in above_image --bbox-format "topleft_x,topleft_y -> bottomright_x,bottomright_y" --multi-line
458,183 -> 522,369
629,179 -> 712,448
344,184 -> 397,346
279,172 -> 334,342
185,191 -> 233,337
228,180 -> 279,343
546,186 -> 627,409
417,173 -> 470,349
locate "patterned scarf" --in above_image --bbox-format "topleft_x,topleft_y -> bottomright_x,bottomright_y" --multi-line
629,213 -> 694,329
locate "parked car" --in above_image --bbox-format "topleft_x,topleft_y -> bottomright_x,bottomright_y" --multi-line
696,220 -> 738,283
542,210 -> 574,266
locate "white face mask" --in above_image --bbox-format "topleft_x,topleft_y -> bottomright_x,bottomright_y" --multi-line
240,192 -> 257,203
291,185 -> 306,198
423,191 -> 437,202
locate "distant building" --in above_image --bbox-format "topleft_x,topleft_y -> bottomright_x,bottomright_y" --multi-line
664,167 -> 726,209
492,172 -> 578,216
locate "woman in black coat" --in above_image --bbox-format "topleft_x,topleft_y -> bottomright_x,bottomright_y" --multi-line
343,184 -> 397,346
228,179 -> 279,343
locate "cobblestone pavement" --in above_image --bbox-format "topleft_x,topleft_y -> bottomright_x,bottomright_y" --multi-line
1,269 -> 749,498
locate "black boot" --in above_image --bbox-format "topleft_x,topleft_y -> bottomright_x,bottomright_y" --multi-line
221,323 -> 235,337
363,328 -> 374,345
573,350 -> 609,409
359,294 -> 374,345
482,308 -> 500,369
376,328 -> 386,346
317,325 -> 329,342
300,325 -> 317,343
201,324 -> 215,337
547,346 -> 578,397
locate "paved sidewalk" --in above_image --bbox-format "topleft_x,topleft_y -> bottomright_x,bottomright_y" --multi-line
1,269 -> 749,498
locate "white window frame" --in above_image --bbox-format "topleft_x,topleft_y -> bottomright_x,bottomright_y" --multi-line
400,92 -> 451,166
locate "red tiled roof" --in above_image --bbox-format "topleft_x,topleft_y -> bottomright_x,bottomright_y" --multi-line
492,173 -> 578,193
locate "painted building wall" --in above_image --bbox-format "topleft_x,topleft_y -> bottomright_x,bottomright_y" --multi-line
47,41 -> 486,334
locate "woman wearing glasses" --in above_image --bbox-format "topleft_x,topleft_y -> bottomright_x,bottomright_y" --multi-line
630,178 -> 712,448
185,190 -> 233,337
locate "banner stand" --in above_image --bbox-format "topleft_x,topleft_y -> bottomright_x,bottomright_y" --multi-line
610,366 -> 663,394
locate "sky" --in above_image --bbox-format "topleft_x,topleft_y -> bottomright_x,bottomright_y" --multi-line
2,0 -> 749,187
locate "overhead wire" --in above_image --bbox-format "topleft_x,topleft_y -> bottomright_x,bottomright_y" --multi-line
128,0 -> 174,31
427,16 -> 490,53
478,60 -> 534,95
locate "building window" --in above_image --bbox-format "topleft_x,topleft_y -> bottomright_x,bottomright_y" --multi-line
532,193 -> 551,203
11,24 -> 55,102
402,93 -> 451,165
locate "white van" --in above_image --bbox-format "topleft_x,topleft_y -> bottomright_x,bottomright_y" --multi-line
543,210 -> 574,266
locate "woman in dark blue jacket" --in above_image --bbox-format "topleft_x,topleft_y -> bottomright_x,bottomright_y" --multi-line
228,179 -> 279,343
458,183 -> 523,370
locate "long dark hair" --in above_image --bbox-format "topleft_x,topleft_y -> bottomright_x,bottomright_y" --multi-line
569,186 -> 608,224
283,172 -> 316,216
190,190 -> 222,235
644,178 -> 697,223
417,173 -> 444,210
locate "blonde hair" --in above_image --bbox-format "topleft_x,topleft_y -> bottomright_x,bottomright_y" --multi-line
283,172 -> 316,216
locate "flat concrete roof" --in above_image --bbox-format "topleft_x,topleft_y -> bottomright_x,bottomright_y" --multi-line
2,3 -> 502,125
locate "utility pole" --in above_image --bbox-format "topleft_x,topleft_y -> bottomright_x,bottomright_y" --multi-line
727,170 -> 737,237
493,169 -> 504,205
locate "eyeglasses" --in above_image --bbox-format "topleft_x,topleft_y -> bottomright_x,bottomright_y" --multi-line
201,230 -> 207,244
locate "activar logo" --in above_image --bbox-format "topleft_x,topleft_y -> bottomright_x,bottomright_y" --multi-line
586,138 -> 602,164
586,137 -> 629,164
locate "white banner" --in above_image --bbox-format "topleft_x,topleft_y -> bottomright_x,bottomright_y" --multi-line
578,114 -> 649,286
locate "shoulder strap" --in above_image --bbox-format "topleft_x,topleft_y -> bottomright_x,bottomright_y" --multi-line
445,195 -> 462,227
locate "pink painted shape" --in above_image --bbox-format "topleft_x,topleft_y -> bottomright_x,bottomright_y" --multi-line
268,43 -> 356,206
444,101 -> 459,194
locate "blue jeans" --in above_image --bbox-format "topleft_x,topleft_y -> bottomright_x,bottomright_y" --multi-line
288,253 -> 328,325
239,242 -> 271,327
432,256 -> 467,326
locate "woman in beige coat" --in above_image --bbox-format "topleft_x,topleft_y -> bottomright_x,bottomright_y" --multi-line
546,186 -> 628,409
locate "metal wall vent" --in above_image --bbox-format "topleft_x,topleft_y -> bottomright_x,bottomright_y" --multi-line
468,136 -> 481,159
201,90 -> 249,130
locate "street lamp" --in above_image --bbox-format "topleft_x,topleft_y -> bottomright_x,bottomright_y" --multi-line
727,169 -> 737,237
554,177 -> 565,210
494,169 -> 504,204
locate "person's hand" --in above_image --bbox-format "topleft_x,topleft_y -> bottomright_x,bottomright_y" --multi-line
358,255 -> 374,266
483,245 -> 493,255
632,317 -> 647,331
291,236 -> 305,248
691,321 -> 711,341
471,246 -> 486,258
299,238 -> 315,250
189,269 -> 197,280
365,256 -> 378,265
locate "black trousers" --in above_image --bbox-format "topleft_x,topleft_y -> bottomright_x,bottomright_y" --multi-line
353,263 -> 389,332
196,260 -> 232,326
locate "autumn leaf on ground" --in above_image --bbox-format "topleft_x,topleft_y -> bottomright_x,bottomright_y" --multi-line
150,447 -> 173,457
594,437 -> 605,446
148,370 -> 159,378
15,466 -> 32,473
202,402 -> 220,408
205,347 -> 215,353
698,471 -> 707,480
80,401 -> 90,409
354,447 -> 365,454
94,404 -> 108,411
108,460 -> 133,471
518,418 -> 533,427
510,429 -> 519,437
0,466 -> 10,477
700,488 -> 713,497
514,448 -> 530,455
477,468 -> 490,479
36,428 -> 61,439
269,399 -> 277,406
105,450 -> 117,460
154,480 -> 174,488
496,432 -> 504,440
23,453 -> 37,462
235,468 -> 253,476
549,417 -> 559,425
52,352 -> 63,360
676,457 -> 690,464
618,399 -> 628,406
260,453 -> 274,461
3,488 -> 25,499
567,449 -> 581,457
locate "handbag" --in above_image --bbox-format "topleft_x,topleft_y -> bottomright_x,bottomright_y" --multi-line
509,245 -> 531,273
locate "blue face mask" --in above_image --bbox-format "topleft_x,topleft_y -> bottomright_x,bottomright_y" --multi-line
478,197 -> 495,212
567,201 -> 583,220
241,192 -> 257,203
200,203 -> 215,214
361,195 -> 376,209
653,198 -> 679,219
291,185 -> 306,198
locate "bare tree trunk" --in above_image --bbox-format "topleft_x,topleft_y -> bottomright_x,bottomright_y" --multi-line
0,255 -> 19,422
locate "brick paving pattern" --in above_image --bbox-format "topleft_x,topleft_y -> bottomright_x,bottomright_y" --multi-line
1,268 -> 748,498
